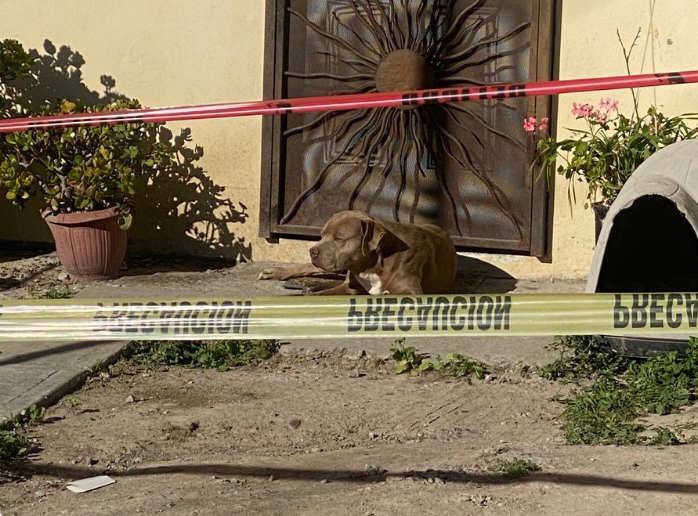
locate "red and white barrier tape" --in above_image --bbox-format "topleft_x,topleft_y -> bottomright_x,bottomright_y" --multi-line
0,70 -> 697,133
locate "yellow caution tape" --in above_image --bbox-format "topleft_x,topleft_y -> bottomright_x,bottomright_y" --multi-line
1,293 -> 697,341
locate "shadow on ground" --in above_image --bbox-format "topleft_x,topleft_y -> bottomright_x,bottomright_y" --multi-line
23,462 -> 698,494
282,255 -> 517,294
455,255 -> 517,293
0,340 -> 112,367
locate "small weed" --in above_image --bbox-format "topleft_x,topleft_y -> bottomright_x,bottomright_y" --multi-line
34,285 -> 73,299
624,349 -> 696,415
561,374 -> 646,445
1,416 -> 35,475
1,405 -> 44,431
0,414 -> 21,432
0,429 -> 30,461
491,457 -> 542,479
434,353 -> 487,382
539,335 -> 625,381
546,336 -> 698,446
64,395 -> 82,409
651,426 -> 683,446
21,405 -> 45,424
391,341 -> 487,381
128,339 -> 279,370
391,339 -> 423,374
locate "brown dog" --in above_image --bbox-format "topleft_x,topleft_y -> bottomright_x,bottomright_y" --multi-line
258,210 -> 457,295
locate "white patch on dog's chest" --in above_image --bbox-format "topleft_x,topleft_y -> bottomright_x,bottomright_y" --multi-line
358,272 -> 388,295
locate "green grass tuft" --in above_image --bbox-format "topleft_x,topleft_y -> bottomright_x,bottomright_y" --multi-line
544,336 -> 698,445
128,339 -> 279,370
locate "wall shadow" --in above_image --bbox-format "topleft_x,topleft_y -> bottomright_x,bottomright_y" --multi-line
3,40 -> 251,267
7,40 -> 127,110
129,126 -> 251,265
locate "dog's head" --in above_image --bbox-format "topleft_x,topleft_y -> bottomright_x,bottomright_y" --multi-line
309,211 -> 407,272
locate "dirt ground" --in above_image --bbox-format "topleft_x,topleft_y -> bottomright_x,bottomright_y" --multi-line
1,350 -> 698,516
3,251 -> 698,515
0,250 -> 238,301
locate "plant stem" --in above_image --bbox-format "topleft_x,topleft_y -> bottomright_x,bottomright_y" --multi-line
617,28 -> 642,120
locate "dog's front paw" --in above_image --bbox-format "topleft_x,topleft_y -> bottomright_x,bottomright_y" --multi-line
258,267 -> 285,281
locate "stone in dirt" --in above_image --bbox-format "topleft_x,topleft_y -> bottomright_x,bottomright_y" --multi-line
364,464 -> 386,476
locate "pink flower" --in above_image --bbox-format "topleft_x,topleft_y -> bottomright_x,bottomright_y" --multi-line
538,117 -> 549,132
600,97 -> 619,112
523,117 -> 537,132
571,102 -> 594,118
642,114 -> 656,133
593,110 -> 608,123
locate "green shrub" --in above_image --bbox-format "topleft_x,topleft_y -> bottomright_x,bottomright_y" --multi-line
0,98 -> 174,229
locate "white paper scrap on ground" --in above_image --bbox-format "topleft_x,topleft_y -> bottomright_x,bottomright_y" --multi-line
66,476 -> 116,493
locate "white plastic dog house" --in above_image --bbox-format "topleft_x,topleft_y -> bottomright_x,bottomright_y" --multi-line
586,140 -> 698,355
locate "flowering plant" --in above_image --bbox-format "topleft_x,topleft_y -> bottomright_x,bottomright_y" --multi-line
527,99 -> 698,209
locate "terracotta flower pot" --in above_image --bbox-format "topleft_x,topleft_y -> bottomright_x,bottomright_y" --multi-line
43,207 -> 128,280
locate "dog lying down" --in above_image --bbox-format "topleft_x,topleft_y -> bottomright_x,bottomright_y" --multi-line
258,210 -> 457,295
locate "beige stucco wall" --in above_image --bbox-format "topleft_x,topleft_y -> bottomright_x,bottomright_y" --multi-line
1,0 -> 696,278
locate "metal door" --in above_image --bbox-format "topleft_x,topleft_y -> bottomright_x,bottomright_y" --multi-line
260,0 -> 555,255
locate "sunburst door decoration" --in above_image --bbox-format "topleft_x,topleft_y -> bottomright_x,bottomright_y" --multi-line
280,0 -> 532,238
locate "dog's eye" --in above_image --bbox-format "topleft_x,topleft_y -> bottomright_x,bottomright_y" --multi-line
334,237 -> 345,246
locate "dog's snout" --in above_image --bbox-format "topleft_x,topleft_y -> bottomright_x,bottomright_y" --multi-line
309,246 -> 319,259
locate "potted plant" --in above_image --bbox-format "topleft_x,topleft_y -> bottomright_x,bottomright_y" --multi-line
0,98 -> 172,279
526,30 -> 698,236
526,100 -> 698,237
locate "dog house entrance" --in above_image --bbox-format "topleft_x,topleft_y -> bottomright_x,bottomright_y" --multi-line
595,195 -> 698,293
260,0 -> 556,256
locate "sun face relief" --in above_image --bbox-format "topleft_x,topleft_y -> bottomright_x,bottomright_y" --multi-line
375,49 -> 433,95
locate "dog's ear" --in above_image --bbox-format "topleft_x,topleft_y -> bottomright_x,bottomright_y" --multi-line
361,219 -> 407,257
360,219 -> 378,256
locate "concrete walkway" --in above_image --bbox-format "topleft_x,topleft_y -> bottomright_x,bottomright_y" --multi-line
0,260 -> 585,422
